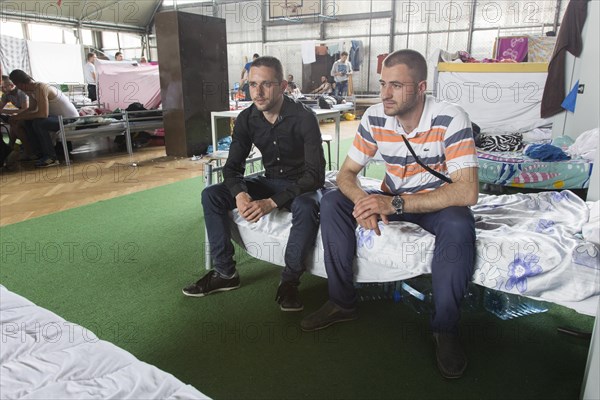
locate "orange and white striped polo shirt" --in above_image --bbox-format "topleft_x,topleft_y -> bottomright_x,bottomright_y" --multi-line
348,96 -> 478,194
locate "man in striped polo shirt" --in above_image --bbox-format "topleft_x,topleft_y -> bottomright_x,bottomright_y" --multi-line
301,50 -> 479,379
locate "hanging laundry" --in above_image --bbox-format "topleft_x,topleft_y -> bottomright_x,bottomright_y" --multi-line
301,41 -> 316,64
350,40 -> 363,71
561,80 -> 579,112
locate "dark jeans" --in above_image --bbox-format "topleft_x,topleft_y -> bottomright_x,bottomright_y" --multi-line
202,176 -> 322,285
87,84 -> 97,102
321,189 -> 475,334
242,83 -> 251,101
24,116 -> 60,159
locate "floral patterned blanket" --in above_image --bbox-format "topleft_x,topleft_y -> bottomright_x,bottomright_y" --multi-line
230,176 -> 599,315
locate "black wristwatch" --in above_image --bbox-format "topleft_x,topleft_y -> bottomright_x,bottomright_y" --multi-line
391,195 -> 404,215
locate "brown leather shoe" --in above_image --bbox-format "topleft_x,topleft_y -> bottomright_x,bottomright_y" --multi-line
301,300 -> 357,331
433,332 -> 468,379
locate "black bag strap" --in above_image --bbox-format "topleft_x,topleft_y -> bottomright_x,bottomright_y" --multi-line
401,136 -> 452,184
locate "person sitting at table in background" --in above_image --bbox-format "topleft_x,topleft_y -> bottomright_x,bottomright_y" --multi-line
1,75 -> 31,156
9,69 -> 79,168
182,56 -> 326,312
288,82 -> 305,100
287,74 -> 295,87
311,75 -> 334,95
115,52 -> 124,61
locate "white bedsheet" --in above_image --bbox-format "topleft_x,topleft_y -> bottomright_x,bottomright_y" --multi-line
230,175 -> 600,316
436,70 -> 552,133
0,285 -> 209,400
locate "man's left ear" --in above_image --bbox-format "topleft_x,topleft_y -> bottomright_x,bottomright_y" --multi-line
418,80 -> 427,94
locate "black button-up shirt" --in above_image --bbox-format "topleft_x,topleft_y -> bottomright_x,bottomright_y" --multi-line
223,96 -> 326,207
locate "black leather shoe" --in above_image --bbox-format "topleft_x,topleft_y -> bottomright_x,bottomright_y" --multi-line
275,281 -> 303,312
433,332 -> 467,379
301,300 -> 357,331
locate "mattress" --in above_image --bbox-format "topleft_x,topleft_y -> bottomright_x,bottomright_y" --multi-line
478,149 -> 593,189
229,174 -> 600,316
0,285 -> 210,400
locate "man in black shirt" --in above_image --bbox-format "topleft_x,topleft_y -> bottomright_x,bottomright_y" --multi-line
183,56 -> 326,311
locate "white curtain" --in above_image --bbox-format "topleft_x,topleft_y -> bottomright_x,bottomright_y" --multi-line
27,41 -> 84,85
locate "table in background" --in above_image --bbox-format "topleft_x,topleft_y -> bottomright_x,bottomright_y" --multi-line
210,108 -> 342,168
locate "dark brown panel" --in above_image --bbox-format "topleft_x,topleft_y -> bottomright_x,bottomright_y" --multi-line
156,11 -> 229,156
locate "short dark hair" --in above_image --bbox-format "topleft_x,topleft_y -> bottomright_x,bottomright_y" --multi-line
253,53 -> 260,58
87,52 -> 96,61
251,56 -> 284,82
341,51 -> 348,56
383,49 -> 427,82
8,69 -> 34,85
115,51 -> 122,57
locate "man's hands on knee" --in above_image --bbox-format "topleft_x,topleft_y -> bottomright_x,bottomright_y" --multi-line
352,194 -> 395,236
236,192 -> 277,223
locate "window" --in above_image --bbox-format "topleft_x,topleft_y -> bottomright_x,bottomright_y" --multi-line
28,23 -> 63,43
80,29 -> 94,46
0,21 -> 24,39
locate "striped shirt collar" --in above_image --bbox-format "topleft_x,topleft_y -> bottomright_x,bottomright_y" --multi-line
393,95 -> 435,138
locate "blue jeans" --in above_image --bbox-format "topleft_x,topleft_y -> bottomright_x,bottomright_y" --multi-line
334,80 -> 348,97
202,176 -> 322,285
320,189 -> 475,334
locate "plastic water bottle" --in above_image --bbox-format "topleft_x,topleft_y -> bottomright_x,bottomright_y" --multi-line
483,288 -> 548,320
354,282 -> 402,302
399,277 -> 434,314
400,277 -> 482,314
461,282 -> 482,312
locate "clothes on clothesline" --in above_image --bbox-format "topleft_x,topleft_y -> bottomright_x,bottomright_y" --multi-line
301,41 -> 316,64
541,0 -> 589,118
349,40 -> 363,71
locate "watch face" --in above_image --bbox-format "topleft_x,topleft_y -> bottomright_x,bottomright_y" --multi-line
392,195 -> 403,212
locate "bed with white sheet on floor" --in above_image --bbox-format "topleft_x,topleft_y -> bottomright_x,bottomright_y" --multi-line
0,285 -> 209,400
225,173 -> 600,316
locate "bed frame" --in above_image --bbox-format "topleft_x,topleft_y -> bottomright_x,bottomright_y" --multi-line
57,109 -> 163,166
202,161 -> 599,317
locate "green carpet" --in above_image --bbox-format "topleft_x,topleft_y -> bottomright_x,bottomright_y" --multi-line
0,144 -> 594,399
